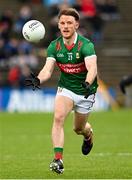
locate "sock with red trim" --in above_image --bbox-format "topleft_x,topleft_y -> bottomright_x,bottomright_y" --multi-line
54,147 -> 63,160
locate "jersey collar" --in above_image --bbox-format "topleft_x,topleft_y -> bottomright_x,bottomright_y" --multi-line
73,32 -> 78,44
63,32 -> 78,51
63,32 -> 78,45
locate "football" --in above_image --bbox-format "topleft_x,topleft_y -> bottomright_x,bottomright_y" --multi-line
22,20 -> 45,43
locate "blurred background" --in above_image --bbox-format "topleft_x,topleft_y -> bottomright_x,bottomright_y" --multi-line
0,1 -> 132,179
0,0 -> 132,112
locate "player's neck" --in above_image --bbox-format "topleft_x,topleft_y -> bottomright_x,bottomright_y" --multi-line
63,32 -> 77,45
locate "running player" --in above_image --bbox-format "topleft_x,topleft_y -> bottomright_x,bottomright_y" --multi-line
26,8 -> 98,174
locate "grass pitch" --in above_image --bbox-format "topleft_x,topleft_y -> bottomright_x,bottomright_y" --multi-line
0,109 -> 132,179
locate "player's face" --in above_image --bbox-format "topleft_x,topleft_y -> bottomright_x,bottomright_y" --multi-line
58,15 -> 79,39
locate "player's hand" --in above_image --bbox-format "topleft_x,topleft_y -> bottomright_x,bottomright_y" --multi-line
82,82 -> 91,99
25,72 -> 40,90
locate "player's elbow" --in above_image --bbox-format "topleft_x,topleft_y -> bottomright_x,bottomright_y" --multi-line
94,66 -> 98,76
89,65 -> 97,77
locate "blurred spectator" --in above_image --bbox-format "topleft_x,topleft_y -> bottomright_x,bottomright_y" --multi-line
19,64 -> 31,88
0,9 -> 14,41
80,0 -> 104,43
0,38 -> 6,60
96,0 -> 120,21
81,0 -> 97,17
8,65 -> 20,88
9,51 -> 39,69
42,0 -> 61,7
18,53 -> 39,69
4,38 -> 19,58
18,39 -> 33,55
0,71 -> 4,87
20,0 -> 42,4
72,0 -> 82,12
13,5 -> 33,34
43,0 -> 75,7
19,0 -> 31,2
0,2 -> 47,88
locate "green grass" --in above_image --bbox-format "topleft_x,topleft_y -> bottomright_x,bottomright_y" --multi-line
0,109 -> 132,179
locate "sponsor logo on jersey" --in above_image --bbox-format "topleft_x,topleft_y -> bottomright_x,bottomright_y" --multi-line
57,62 -> 87,74
57,53 -> 64,57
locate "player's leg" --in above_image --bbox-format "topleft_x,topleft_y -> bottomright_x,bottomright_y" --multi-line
73,112 -> 93,155
50,94 -> 73,173
73,93 -> 95,155
52,94 -> 73,149
73,112 -> 92,138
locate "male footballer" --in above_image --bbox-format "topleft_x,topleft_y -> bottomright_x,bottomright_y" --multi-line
26,8 -> 98,174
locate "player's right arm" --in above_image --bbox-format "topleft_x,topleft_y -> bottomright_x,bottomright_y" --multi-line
37,58 -> 55,84
38,41 -> 57,83
26,42 -> 56,90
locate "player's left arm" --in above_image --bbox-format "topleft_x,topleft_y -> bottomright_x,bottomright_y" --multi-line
81,41 -> 97,98
84,55 -> 97,84
82,41 -> 97,84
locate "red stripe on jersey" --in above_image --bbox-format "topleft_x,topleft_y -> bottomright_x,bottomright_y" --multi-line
56,42 -> 61,51
78,41 -> 83,51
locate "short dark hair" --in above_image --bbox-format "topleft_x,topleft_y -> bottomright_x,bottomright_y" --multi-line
58,8 -> 80,21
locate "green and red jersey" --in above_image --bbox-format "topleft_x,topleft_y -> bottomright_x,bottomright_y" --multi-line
47,33 -> 98,95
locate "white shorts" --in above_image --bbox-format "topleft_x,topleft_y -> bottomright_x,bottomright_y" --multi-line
57,87 -> 95,114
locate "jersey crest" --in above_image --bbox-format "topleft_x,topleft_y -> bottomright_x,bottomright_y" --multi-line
76,52 -> 80,59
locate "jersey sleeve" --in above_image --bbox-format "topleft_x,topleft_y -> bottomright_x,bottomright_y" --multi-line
47,42 -> 56,59
82,42 -> 96,57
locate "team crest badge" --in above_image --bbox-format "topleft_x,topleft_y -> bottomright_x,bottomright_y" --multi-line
76,52 -> 80,59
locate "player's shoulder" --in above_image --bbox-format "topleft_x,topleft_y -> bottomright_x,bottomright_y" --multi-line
49,36 -> 62,46
48,36 -> 62,50
78,34 -> 93,45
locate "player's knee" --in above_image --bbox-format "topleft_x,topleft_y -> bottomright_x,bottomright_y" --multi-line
54,113 -> 65,125
73,127 -> 83,135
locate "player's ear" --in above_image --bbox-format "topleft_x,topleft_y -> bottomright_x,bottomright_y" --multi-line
75,22 -> 79,30
58,22 -> 60,29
